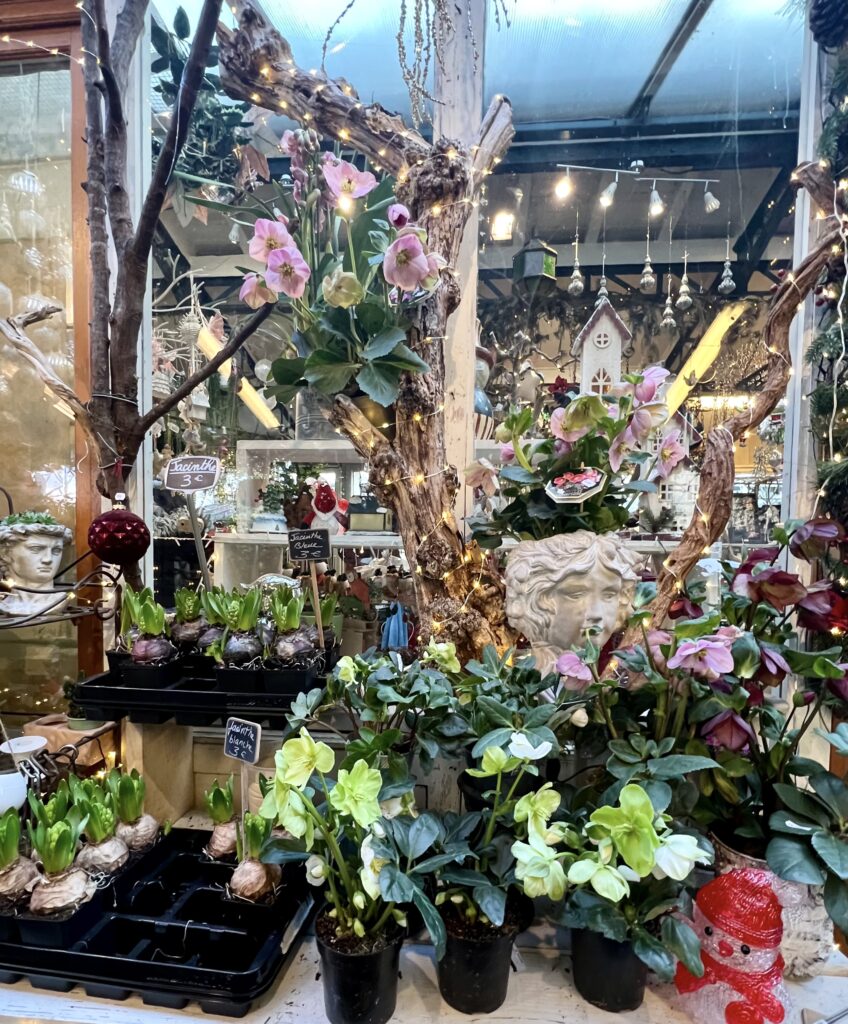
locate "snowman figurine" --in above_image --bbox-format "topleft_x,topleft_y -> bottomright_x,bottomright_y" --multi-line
675,868 -> 790,1024
303,478 -> 349,536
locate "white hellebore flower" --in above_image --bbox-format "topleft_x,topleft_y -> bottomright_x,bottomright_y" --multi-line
305,854 -> 328,887
508,731 -> 553,761
359,834 -> 388,900
652,833 -> 709,881
570,707 -> 589,728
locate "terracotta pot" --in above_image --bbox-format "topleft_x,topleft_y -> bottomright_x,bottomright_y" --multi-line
711,832 -> 832,978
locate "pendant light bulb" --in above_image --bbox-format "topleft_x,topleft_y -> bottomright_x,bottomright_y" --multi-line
555,170 -> 573,200
649,181 -> 664,218
704,189 -> 721,214
599,175 -> 618,209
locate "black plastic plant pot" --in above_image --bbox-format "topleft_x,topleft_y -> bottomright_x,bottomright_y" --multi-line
180,652 -> 215,679
215,667 -> 264,693
120,660 -> 180,689
437,923 -> 516,1014
16,889 -> 103,949
317,927 -> 402,1024
570,928 -> 647,1012
106,649 -> 131,674
263,666 -> 317,697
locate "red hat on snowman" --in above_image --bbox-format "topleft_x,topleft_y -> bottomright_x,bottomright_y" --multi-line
696,868 -> 783,950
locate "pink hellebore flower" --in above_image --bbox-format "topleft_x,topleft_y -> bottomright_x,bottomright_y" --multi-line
758,645 -> 790,687
388,203 -> 411,228
499,443 -> 515,464
646,629 -> 672,669
702,709 -> 756,752
239,273 -> 277,309
827,665 -> 848,704
714,625 -> 743,643
667,638 -> 734,681
634,366 -> 670,404
248,218 -> 292,264
265,245 -> 311,299
550,406 -> 589,445
421,251 -> 447,293
628,401 -> 669,443
789,517 -> 846,563
732,567 -> 807,612
465,459 -> 499,496
279,129 -> 300,156
655,429 -> 686,480
668,595 -> 704,619
383,233 -> 431,292
556,651 -> 594,693
322,157 -> 377,199
609,429 -> 637,473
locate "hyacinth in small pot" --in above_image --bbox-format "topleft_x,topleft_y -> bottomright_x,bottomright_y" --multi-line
120,590 -> 177,686
107,768 -> 159,852
231,812 -> 279,901
0,807 -> 38,904
170,587 -> 204,649
27,802 -> 95,916
204,588 -> 264,690
70,776 -> 129,875
511,784 -> 712,1012
204,775 -> 237,859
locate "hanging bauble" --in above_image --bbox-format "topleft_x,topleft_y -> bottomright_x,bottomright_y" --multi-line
595,276 -> 609,306
809,0 -> 848,51
675,273 -> 693,311
639,258 -> 657,293
661,292 -> 677,330
567,259 -> 585,297
88,495 -> 151,566
718,259 -> 736,296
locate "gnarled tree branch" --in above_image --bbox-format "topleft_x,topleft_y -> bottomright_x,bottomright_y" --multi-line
110,0 -> 150,96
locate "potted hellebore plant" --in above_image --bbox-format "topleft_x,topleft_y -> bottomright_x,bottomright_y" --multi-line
0,806 -> 37,905
512,783 -> 712,1013
258,727 -> 414,1024
204,775 -> 237,859
107,768 -> 159,851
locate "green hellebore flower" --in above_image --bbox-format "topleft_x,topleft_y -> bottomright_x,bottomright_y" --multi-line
323,268 -> 365,308
280,727 -> 335,789
567,856 -> 631,903
466,746 -> 521,779
589,784 -> 660,877
514,783 -> 561,841
511,833 -> 566,901
329,760 -> 382,828
278,788 -> 315,850
423,638 -> 461,674
560,394 -> 609,432
335,656 -> 358,684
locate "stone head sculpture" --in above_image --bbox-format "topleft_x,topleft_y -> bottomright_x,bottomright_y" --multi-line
504,531 -> 643,676
0,516 -> 73,618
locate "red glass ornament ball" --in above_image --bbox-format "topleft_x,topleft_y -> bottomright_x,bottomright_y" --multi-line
88,507 -> 151,565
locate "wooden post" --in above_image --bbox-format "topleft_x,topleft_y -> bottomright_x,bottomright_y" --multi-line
434,0 -> 484,518
309,561 -> 325,650
186,493 -> 212,589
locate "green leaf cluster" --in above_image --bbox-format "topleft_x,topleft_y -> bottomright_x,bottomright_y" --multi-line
107,768 -> 146,825
28,812 -> 87,876
204,776 -> 235,825
0,808 -> 20,870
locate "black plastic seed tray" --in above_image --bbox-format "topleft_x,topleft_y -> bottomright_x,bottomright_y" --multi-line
0,829 -> 315,1017
71,664 -> 326,729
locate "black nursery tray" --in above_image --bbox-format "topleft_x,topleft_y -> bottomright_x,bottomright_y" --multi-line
71,662 -> 327,729
0,829 -> 315,1017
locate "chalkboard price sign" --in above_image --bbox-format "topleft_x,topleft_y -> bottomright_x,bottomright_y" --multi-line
224,717 -> 261,765
288,528 -> 331,561
164,456 -> 222,493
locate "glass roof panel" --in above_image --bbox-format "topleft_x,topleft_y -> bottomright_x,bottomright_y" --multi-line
650,0 -> 803,117
484,0 -> 682,122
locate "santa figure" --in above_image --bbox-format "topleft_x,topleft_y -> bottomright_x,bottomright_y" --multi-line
675,868 -> 790,1024
303,478 -> 349,535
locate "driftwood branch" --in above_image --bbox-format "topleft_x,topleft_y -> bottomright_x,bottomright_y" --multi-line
134,303 -> 275,438
110,0 -> 150,96
650,160 -> 841,625
218,1 -> 516,659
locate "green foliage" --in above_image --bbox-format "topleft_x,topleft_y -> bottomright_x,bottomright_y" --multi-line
28,780 -> 71,829
204,776 -> 235,825
28,812 -> 86,876
174,588 -> 202,623
239,812 -> 272,861
269,587 -> 306,633
203,588 -> 262,633
0,510 -> 58,527
0,808 -> 20,870
107,769 -> 146,825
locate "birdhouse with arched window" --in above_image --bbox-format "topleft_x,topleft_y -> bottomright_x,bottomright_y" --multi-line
571,295 -> 632,396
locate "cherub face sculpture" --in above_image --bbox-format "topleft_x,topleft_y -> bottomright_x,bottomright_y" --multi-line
0,520 -> 73,618
504,531 -> 643,676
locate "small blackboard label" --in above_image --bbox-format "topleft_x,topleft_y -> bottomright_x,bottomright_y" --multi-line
224,717 -> 261,765
164,456 -> 221,493
289,528 -> 331,561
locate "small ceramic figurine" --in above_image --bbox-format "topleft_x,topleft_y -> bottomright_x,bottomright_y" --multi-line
0,513 -> 73,618
675,868 -> 790,1024
303,479 -> 349,535
504,530 -> 642,676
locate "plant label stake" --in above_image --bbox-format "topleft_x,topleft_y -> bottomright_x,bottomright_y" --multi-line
163,456 -> 221,590
224,716 -> 262,826
288,529 -> 330,650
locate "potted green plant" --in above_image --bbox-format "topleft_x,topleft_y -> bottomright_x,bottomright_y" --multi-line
106,768 -> 159,851
205,588 -> 264,691
264,587 -> 316,694
231,812 -> 279,900
258,727 -> 416,1024
70,777 -> 129,874
204,776 -> 237,859
27,807 -> 95,915
0,807 -> 37,904
107,586 -> 152,673
170,586 -> 205,661
198,586 -> 228,656
121,592 -> 178,687
511,783 -> 712,1012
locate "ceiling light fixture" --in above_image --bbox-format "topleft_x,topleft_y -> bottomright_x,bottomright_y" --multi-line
649,180 -> 664,218
599,174 -> 618,208
554,170 -> 572,200
490,210 -> 515,242
704,185 -> 721,214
